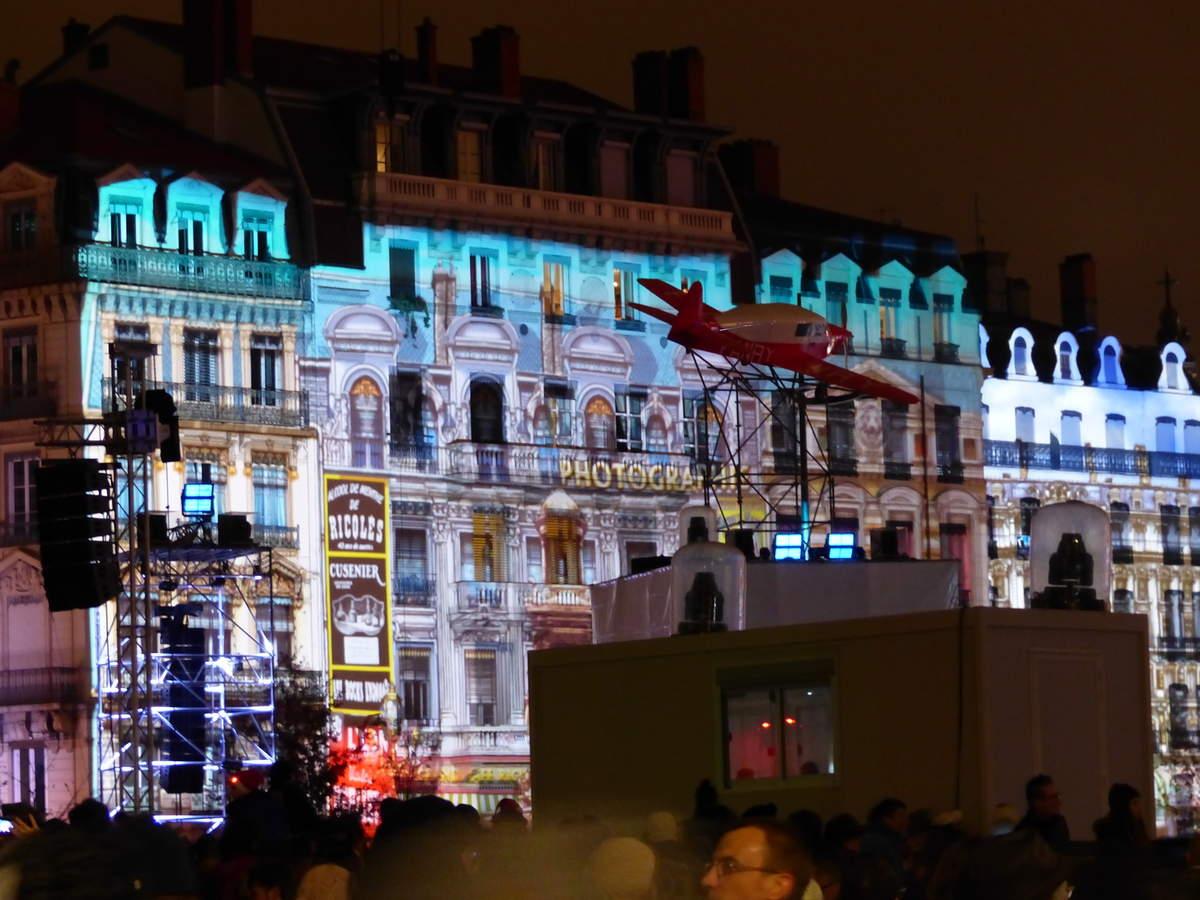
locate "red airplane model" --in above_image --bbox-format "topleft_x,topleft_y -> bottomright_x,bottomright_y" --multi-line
630,278 -> 919,405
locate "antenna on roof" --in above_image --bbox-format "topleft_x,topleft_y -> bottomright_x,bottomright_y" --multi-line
972,193 -> 985,251
1158,265 -> 1177,308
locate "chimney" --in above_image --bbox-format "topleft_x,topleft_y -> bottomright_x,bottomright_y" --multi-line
182,0 -> 253,88
61,19 -> 91,57
0,61 -> 18,137
378,49 -> 404,97
961,250 -> 1010,316
667,47 -> 704,121
1060,253 -> 1098,332
471,26 -> 520,98
719,140 -> 780,198
416,18 -> 437,84
632,51 -> 668,115
223,0 -> 253,79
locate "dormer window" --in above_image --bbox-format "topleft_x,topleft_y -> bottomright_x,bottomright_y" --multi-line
1165,351 -> 1181,390
534,136 -> 561,192
177,207 -> 206,256
4,201 -> 36,252
1102,345 -> 1118,383
456,128 -> 484,183
109,199 -> 140,248
1013,336 -> 1029,376
242,213 -> 271,260
1059,342 -> 1071,380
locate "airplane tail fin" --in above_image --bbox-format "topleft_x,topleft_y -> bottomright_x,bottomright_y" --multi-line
636,278 -> 717,324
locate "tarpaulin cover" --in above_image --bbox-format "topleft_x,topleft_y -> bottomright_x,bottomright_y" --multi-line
591,560 -> 961,644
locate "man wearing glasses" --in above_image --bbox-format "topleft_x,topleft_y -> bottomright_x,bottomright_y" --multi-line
700,822 -> 816,899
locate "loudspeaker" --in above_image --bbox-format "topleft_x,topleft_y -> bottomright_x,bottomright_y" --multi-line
35,461 -> 120,612
159,604 -> 206,795
217,514 -> 253,547
729,529 -> 757,561
136,513 -> 170,549
630,554 -> 672,575
870,527 -> 901,560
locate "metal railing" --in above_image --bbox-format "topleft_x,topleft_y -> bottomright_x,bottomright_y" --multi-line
1157,637 -> 1200,660
982,440 -> 1193,478
933,342 -> 960,364
880,337 -> 907,359
0,666 -> 89,706
252,524 -> 299,549
0,518 -> 38,547
884,460 -> 912,480
0,382 -> 57,420
394,574 -> 436,607
102,379 -> 308,427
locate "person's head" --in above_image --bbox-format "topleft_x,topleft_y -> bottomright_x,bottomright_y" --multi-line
823,814 -> 863,854
589,836 -> 657,900
784,810 -> 822,854
67,799 -> 110,834
700,822 -> 811,900
867,798 -> 908,835
1107,782 -> 1141,820
645,810 -> 679,845
1025,774 -> 1061,819
248,862 -> 288,900
492,797 -> 527,831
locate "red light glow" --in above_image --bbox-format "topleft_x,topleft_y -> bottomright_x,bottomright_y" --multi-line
784,717 -> 797,725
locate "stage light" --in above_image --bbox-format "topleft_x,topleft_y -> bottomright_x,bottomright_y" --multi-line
826,532 -> 856,561
774,533 -> 807,561
785,717 -> 797,725
760,721 -> 772,729
181,482 -> 215,519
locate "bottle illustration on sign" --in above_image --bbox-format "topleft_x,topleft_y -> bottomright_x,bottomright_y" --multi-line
333,594 -> 386,637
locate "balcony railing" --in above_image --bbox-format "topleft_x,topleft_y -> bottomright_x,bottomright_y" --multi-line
102,379 -> 309,427
983,440 -> 1191,478
252,524 -> 299,550
828,456 -> 858,477
456,581 -> 513,611
394,574 -> 436,607
445,442 -> 701,491
0,381 -> 57,421
884,460 -> 912,480
934,342 -> 960,363
0,666 -> 89,706
880,337 -> 907,359
1157,636 -> 1200,661
0,518 -> 38,547
519,583 -> 590,608
0,245 -> 307,300
357,173 -> 736,246
937,460 -> 965,484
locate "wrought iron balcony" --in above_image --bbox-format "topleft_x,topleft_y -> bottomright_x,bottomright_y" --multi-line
880,337 -> 907,359
884,460 -> 912,480
0,382 -> 57,420
1157,636 -> 1200,661
934,342 -> 960,363
0,666 -> 89,706
445,441 -> 701,491
394,574 -> 436,607
1112,545 -> 1135,565
102,379 -> 309,427
1149,452 -> 1200,479
985,440 -> 1158,477
0,244 -> 307,301
252,524 -> 299,550
937,460 -> 965,483
0,518 -> 37,546
828,456 -> 858,477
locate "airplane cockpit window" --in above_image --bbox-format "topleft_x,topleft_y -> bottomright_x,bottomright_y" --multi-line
795,324 -> 812,337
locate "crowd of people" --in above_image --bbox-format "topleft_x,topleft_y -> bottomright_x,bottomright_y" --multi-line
2,767 -> 1200,899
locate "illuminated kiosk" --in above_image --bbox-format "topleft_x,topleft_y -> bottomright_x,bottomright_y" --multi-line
531,605 -> 1153,839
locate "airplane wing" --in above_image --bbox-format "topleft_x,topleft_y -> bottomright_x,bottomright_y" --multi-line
628,298 -> 918,405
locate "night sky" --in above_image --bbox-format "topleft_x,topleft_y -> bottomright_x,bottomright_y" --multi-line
6,1 -> 1197,346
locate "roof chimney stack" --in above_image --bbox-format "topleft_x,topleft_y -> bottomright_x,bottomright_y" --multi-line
471,26 -> 520,98
61,19 -> 91,57
182,0 -> 253,87
632,51 -> 669,116
416,18 -> 437,84
1060,253 -> 1098,333
667,47 -> 705,121
0,60 -> 19,138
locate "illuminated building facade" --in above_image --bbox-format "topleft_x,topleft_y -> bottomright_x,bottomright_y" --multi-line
981,252 -> 1200,834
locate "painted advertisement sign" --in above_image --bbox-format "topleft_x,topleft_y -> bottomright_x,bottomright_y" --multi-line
324,474 -> 393,717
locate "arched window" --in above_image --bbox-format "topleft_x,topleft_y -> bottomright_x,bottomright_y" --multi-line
1102,345 -> 1118,383
470,379 -> 505,444
1059,342 -> 1072,380
350,376 -> 384,468
584,396 -> 615,451
1013,336 -> 1028,376
1166,351 -> 1180,390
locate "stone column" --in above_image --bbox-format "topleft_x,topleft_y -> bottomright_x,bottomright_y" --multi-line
432,514 -> 461,728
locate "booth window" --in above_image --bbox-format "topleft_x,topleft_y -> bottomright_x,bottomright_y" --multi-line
723,682 -> 835,784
